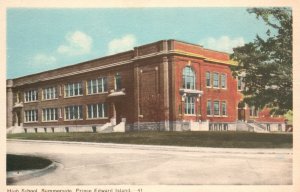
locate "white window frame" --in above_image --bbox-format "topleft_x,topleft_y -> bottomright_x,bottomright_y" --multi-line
64,82 -> 83,97
87,77 -> 107,95
221,74 -> 227,89
24,110 -> 38,123
87,103 -> 108,119
184,96 -> 195,115
42,108 -> 58,122
213,101 -> 220,116
182,66 -> 196,90
115,73 -> 122,91
250,106 -> 259,117
59,108 -> 62,118
221,101 -> 227,116
206,71 -> 211,87
43,87 -> 57,100
237,76 -> 244,91
64,105 -> 83,120
24,90 -> 38,103
207,100 -> 212,116
213,72 -> 219,88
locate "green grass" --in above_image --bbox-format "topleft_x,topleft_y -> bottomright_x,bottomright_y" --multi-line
7,131 -> 293,148
7,154 -> 52,171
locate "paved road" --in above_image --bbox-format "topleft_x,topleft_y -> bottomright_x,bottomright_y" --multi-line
7,140 -> 292,185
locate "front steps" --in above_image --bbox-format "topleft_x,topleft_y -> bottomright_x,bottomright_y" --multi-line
236,121 -> 254,132
236,121 -> 270,133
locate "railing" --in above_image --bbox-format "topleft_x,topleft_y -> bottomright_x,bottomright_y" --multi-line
245,123 -> 255,132
253,122 -> 267,130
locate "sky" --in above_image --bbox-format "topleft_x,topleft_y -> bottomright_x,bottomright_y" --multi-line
7,8 -> 273,79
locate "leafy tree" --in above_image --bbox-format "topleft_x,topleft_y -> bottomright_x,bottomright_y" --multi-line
231,8 -> 292,115
284,110 -> 293,125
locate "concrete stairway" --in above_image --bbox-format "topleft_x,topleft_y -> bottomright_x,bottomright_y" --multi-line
251,122 -> 269,133
97,122 -> 125,133
236,121 -> 270,133
97,123 -> 114,133
236,121 -> 254,132
101,125 -> 114,133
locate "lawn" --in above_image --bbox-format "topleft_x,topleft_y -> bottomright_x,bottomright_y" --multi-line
7,131 -> 293,148
7,154 -> 52,171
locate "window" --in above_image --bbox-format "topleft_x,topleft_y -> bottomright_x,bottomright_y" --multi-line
87,103 -> 108,119
250,107 -> 258,117
24,110 -> 38,122
237,76 -> 245,91
24,90 -> 38,102
42,108 -> 58,121
64,83 -> 83,97
59,108 -> 62,118
221,74 -> 227,89
206,72 -> 211,87
185,96 -> 195,115
115,73 -> 122,90
16,92 -> 21,102
182,66 -> 195,89
65,105 -> 83,120
214,101 -> 220,115
43,87 -> 57,100
222,101 -> 227,116
213,73 -> 219,88
87,77 -> 107,94
207,100 -> 212,116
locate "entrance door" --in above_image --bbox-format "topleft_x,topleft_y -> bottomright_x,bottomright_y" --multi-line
114,102 -> 122,124
238,109 -> 245,121
14,110 -> 22,126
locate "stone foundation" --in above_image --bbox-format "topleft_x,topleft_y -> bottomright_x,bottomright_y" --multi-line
256,122 -> 286,132
8,121 -> 286,134
208,122 -> 236,131
21,124 -> 105,134
131,122 -> 168,131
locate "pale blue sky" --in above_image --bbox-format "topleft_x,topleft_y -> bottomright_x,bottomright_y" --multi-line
7,8 -> 272,79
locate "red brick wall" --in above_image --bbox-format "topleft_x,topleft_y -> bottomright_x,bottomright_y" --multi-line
200,61 -> 241,122
21,64 -> 135,127
173,55 -> 241,123
173,40 -> 229,61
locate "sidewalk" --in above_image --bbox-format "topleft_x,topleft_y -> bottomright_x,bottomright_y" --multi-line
7,139 -> 293,155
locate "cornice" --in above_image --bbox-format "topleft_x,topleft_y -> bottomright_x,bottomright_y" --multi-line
13,49 -> 236,87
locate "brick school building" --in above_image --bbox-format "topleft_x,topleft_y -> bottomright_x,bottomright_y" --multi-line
6,40 -> 286,133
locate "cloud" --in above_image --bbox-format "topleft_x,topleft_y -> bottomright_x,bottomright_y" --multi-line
200,36 -> 245,53
57,31 -> 92,56
107,34 -> 137,55
29,54 -> 56,67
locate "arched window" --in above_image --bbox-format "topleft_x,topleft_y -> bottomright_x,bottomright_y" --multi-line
182,66 -> 195,89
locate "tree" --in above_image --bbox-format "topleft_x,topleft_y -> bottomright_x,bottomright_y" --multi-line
284,110 -> 293,125
231,8 -> 292,115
